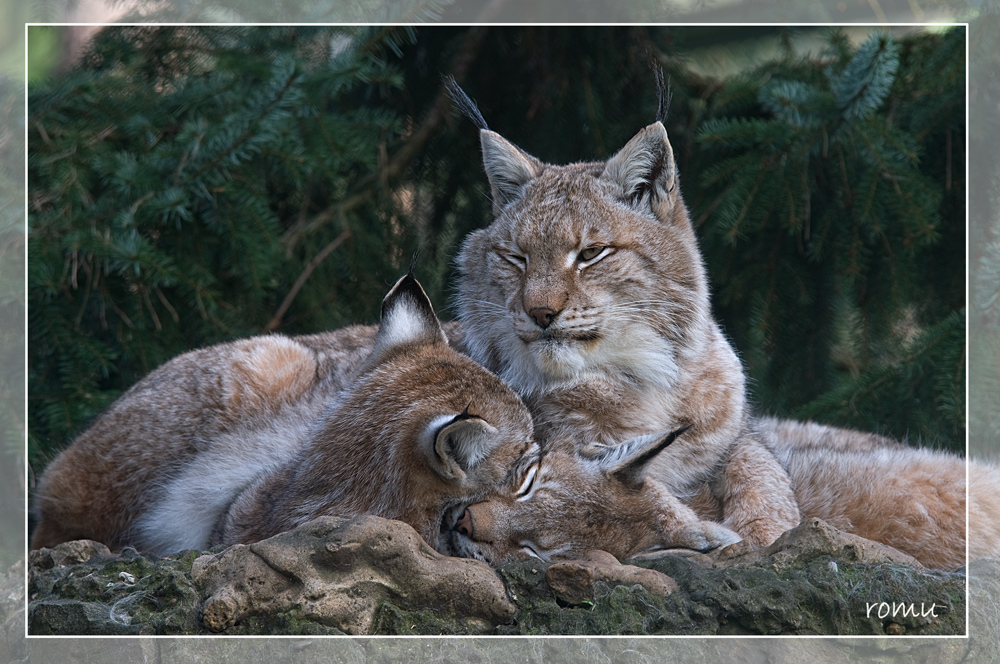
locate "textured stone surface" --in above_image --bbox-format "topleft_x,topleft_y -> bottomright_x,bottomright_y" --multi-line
709,518 -> 924,570
24,517 -> 970,637
545,550 -> 678,606
192,515 -> 516,635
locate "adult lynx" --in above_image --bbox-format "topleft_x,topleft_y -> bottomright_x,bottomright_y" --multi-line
444,78 -> 994,570
447,76 -> 800,547
31,273 -> 539,556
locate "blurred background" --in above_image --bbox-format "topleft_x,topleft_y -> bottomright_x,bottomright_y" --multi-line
24,24 -> 966,547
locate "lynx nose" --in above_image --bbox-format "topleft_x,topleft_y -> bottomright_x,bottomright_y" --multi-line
528,306 -> 557,329
456,508 -> 473,536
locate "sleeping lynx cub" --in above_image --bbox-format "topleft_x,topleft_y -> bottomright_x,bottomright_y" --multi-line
31,273 -> 540,556
446,77 -> 800,547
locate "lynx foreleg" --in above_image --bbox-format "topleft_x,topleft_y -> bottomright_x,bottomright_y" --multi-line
718,434 -> 800,547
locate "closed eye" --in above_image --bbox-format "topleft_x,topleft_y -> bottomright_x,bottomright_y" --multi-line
502,252 -> 527,270
515,463 -> 538,500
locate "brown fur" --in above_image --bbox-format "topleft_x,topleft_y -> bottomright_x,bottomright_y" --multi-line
32,275 -> 538,557
444,82 -> 985,569
32,333 -> 338,550
450,428 -> 741,564
757,416 -> 998,569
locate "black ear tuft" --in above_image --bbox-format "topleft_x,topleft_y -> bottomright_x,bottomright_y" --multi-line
653,65 -> 672,125
443,75 -> 489,131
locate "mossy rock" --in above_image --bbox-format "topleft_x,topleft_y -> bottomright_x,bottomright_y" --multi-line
25,519 -> 968,637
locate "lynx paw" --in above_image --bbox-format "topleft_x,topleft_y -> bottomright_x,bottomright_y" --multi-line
676,521 -> 743,553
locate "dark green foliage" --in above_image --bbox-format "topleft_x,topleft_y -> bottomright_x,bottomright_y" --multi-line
28,26 -> 422,461
28,26 -> 966,473
691,28 -> 965,447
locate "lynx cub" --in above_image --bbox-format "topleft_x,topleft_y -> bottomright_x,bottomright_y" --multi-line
446,77 -> 800,547
450,425 -> 741,564
31,273 -> 539,556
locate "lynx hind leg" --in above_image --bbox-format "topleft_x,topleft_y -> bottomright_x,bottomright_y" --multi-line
719,434 -> 801,547
223,336 -> 318,419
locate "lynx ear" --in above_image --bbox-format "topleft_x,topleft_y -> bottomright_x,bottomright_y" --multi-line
586,425 -> 691,489
481,130 -> 542,209
602,122 -> 677,209
373,271 -> 447,356
427,412 -> 500,482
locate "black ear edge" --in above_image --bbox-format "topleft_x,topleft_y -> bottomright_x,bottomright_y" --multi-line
376,269 -> 447,351
625,138 -> 674,205
610,424 -> 692,488
625,424 -> 691,470
381,271 -> 434,322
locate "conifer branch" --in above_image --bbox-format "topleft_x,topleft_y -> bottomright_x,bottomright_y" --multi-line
180,67 -> 299,187
265,228 -> 352,332
281,26 -> 488,252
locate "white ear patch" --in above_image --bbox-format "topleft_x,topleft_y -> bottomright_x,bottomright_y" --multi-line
381,297 -> 435,347
602,123 -> 675,204
373,273 -> 447,358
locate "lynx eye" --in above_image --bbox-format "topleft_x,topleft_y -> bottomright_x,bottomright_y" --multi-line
578,246 -> 608,264
501,252 -> 527,270
515,463 -> 539,501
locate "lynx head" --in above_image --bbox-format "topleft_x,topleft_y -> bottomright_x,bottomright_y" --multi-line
448,79 -> 713,397
448,425 -> 741,564
309,270 -> 540,553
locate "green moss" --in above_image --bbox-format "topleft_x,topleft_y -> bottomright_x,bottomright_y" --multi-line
370,603 -> 495,636
224,610 -> 347,636
29,552 -> 201,635
633,554 -> 966,636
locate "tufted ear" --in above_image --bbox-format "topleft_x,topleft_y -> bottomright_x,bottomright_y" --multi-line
442,76 -> 542,212
372,271 -> 447,360
426,411 -> 501,482
583,425 -> 691,489
601,122 -> 677,210
481,130 -> 543,210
